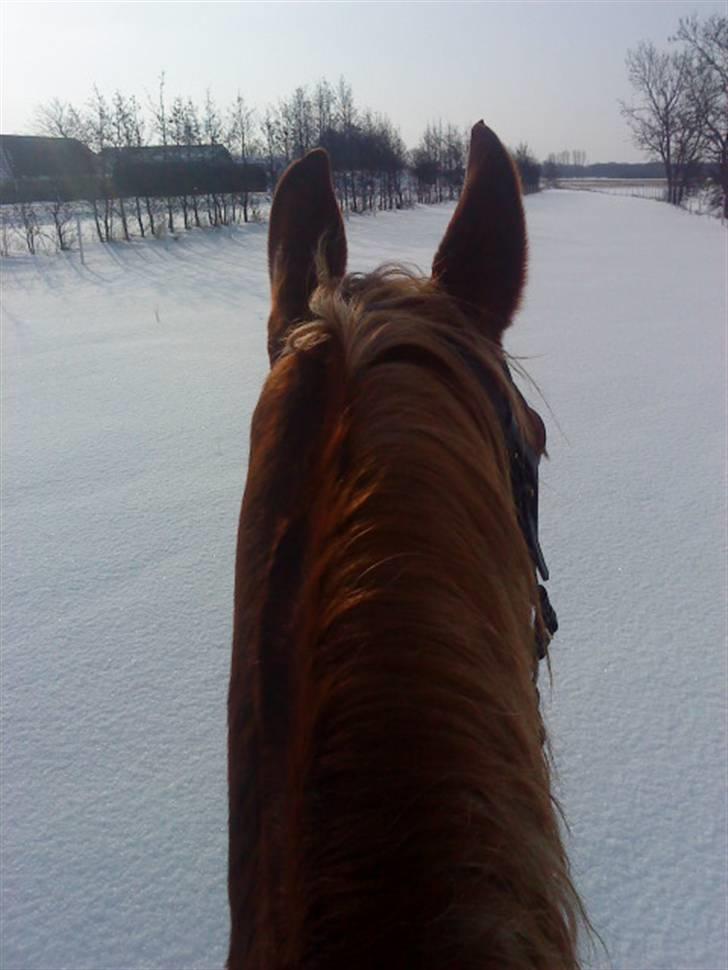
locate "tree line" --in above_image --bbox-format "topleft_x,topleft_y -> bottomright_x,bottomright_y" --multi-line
0,75 -> 543,254
37,75 -> 543,210
621,12 -> 727,213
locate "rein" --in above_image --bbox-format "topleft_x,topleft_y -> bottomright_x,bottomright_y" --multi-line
451,340 -> 559,664
500,363 -> 558,661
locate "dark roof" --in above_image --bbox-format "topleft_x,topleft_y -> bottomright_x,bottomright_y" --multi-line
99,144 -> 233,165
0,135 -> 96,180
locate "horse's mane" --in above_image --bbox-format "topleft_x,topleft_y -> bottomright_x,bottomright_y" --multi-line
228,266 -> 584,969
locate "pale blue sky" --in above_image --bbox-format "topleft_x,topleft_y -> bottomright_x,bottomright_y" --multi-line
1,1 -> 724,162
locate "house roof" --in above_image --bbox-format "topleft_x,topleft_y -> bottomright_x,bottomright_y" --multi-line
99,144 -> 233,165
0,135 -> 97,180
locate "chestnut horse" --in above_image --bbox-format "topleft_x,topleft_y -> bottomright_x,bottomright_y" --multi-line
228,122 -> 585,969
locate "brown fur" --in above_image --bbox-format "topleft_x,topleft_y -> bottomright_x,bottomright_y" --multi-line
432,122 -> 527,335
228,124 -> 585,969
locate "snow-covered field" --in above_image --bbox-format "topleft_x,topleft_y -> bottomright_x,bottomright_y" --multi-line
1,191 -> 725,970
556,180 -> 723,218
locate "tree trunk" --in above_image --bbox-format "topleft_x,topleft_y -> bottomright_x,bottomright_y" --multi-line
118,197 -> 130,241
720,153 -> 728,218
135,197 -> 146,237
91,198 -> 104,243
145,197 -> 156,237
103,197 -> 113,241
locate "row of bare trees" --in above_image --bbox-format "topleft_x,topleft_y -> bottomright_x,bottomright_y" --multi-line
35,77 -> 420,220
35,81 -> 261,239
0,75 -> 547,255
621,13 -> 727,212
33,76 -> 540,227
542,150 -> 587,183
0,195 -> 194,257
259,78 -> 413,211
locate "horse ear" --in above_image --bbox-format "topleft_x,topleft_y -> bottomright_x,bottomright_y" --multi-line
431,122 -> 526,342
267,148 -> 347,364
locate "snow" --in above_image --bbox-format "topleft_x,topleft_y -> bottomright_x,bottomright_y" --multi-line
1,191 -> 726,970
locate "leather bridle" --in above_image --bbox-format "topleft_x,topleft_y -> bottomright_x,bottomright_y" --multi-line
452,339 -> 558,665
499,363 -> 558,662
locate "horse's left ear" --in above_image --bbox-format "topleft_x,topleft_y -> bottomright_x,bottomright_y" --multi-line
432,122 -> 527,343
267,148 -> 347,364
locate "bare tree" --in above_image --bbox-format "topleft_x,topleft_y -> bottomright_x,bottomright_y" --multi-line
170,96 -> 191,229
47,199 -> 75,251
228,93 -> 258,223
292,86 -> 314,159
203,89 -> 225,225
377,116 -> 408,209
674,13 -> 728,215
13,203 -> 41,254
312,78 -> 335,144
543,154 -> 560,185
513,144 -> 541,193
184,99 -> 202,228
150,71 -> 176,233
111,91 -> 131,240
35,98 -> 86,141
413,121 -> 460,204
621,42 -> 703,204
87,86 -> 113,239
336,76 -> 357,210
124,94 -> 155,237
443,124 -> 465,200
0,207 -> 11,257
673,59 -> 712,203
123,94 -> 150,236
261,107 -> 280,189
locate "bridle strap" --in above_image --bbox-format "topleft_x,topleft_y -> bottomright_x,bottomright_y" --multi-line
500,363 -> 558,661
535,584 -> 559,660
448,340 -> 559,662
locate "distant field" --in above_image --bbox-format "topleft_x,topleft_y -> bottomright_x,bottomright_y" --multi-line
557,177 -> 667,199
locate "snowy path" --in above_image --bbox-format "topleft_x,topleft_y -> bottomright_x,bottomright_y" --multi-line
1,192 -> 725,970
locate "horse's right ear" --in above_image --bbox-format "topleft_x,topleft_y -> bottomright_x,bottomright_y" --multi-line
267,149 -> 347,365
432,122 -> 526,343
